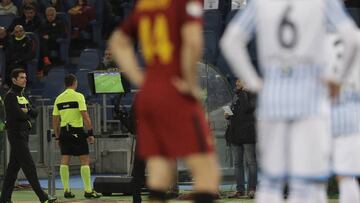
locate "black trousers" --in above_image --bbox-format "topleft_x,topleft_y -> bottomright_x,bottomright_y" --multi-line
131,155 -> 146,203
0,130 -> 48,203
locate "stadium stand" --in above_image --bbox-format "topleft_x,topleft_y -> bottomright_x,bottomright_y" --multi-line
25,32 -> 40,85
76,68 -> 92,98
55,12 -> 71,65
0,49 -> 5,79
42,67 -> 65,103
77,48 -> 101,71
0,13 -> 16,29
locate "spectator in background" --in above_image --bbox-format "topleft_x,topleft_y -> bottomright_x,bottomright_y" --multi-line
97,48 -> 117,70
21,0 -> 37,9
97,48 -> 131,94
0,27 -> 9,50
8,5 -> 41,33
5,25 -> 35,86
39,6 -> 66,74
68,0 -> 95,39
225,79 -> 257,199
37,0 -> 64,16
0,0 -> 18,15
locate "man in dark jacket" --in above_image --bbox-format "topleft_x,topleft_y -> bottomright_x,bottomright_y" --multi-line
0,68 -> 56,203
39,7 -> 66,71
225,79 -> 257,198
8,5 -> 41,34
5,25 -> 35,86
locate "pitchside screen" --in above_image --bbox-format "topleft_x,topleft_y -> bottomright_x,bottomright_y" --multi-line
93,72 -> 124,94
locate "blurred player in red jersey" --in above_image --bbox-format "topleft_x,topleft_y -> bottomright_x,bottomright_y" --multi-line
109,0 -> 220,202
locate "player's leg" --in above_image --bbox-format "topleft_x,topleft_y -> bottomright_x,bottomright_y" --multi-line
256,177 -> 285,203
333,134 -> 360,203
243,143 -> 257,197
338,176 -> 360,203
79,154 -> 100,198
60,155 -> 73,198
11,132 -> 49,203
0,146 -> 21,203
289,116 -> 331,203
131,155 -> 146,203
184,153 -> 220,203
232,145 -> 245,196
256,120 -> 287,203
146,156 -> 176,203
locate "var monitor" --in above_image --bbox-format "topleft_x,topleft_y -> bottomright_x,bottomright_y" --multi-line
88,72 -> 125,94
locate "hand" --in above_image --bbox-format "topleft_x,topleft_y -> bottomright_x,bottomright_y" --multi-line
56,140 -> 60,147
21,108 -> 28,113
87,136 -> 95,144
326,80 -> 341,99
0,45 -> 3,49
43,35 -> 49,40
172,77 -> 201,101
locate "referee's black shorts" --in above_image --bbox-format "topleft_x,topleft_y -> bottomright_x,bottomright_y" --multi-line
59,127 -> 89,156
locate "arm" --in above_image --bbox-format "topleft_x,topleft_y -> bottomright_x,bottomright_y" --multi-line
175,21 -> 203,98
27,104 -> 38,119
52,115 -> 61,139
81,111 -> 95,144
220,1 -> 262,92
109,30 -> 144,87
4,93 -> 30,121
325,0 -> 359,83
81,111 -> 92,131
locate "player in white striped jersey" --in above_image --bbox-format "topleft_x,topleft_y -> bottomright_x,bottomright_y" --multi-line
328,33 -> 360,203
220,0 -> 359,203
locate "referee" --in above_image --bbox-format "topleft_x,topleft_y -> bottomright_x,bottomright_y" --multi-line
52,74 -> 100,199
0,69 -> 56,203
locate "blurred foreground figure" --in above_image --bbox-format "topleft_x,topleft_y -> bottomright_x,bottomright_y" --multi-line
328,32 -> 360,203
221,0 -> 359,203
110,0 -> 221,203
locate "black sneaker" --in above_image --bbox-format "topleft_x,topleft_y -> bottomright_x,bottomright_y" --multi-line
64,190 -> 75,199
84,190 -> 101,199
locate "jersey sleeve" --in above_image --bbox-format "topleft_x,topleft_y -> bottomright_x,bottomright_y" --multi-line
325,0 -> 352,27
119,11 -> 138,39
178,0 -> 203,25
78,94 -> 87,111
52,99 -> 59,116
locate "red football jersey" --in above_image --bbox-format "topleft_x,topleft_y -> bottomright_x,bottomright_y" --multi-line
120,0 -> 214,158
120,0 -> 203,81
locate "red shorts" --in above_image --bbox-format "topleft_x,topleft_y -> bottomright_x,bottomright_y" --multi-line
135,85 -> 214,159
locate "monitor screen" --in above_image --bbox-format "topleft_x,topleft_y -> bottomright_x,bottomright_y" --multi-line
93,72 -> 124,93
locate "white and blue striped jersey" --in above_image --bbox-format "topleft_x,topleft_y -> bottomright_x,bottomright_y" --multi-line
329,33 -> 360,136
220,0 -> 358,120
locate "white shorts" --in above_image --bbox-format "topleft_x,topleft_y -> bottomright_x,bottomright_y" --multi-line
258,116 -> 331,180
333,134 -> 360,176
